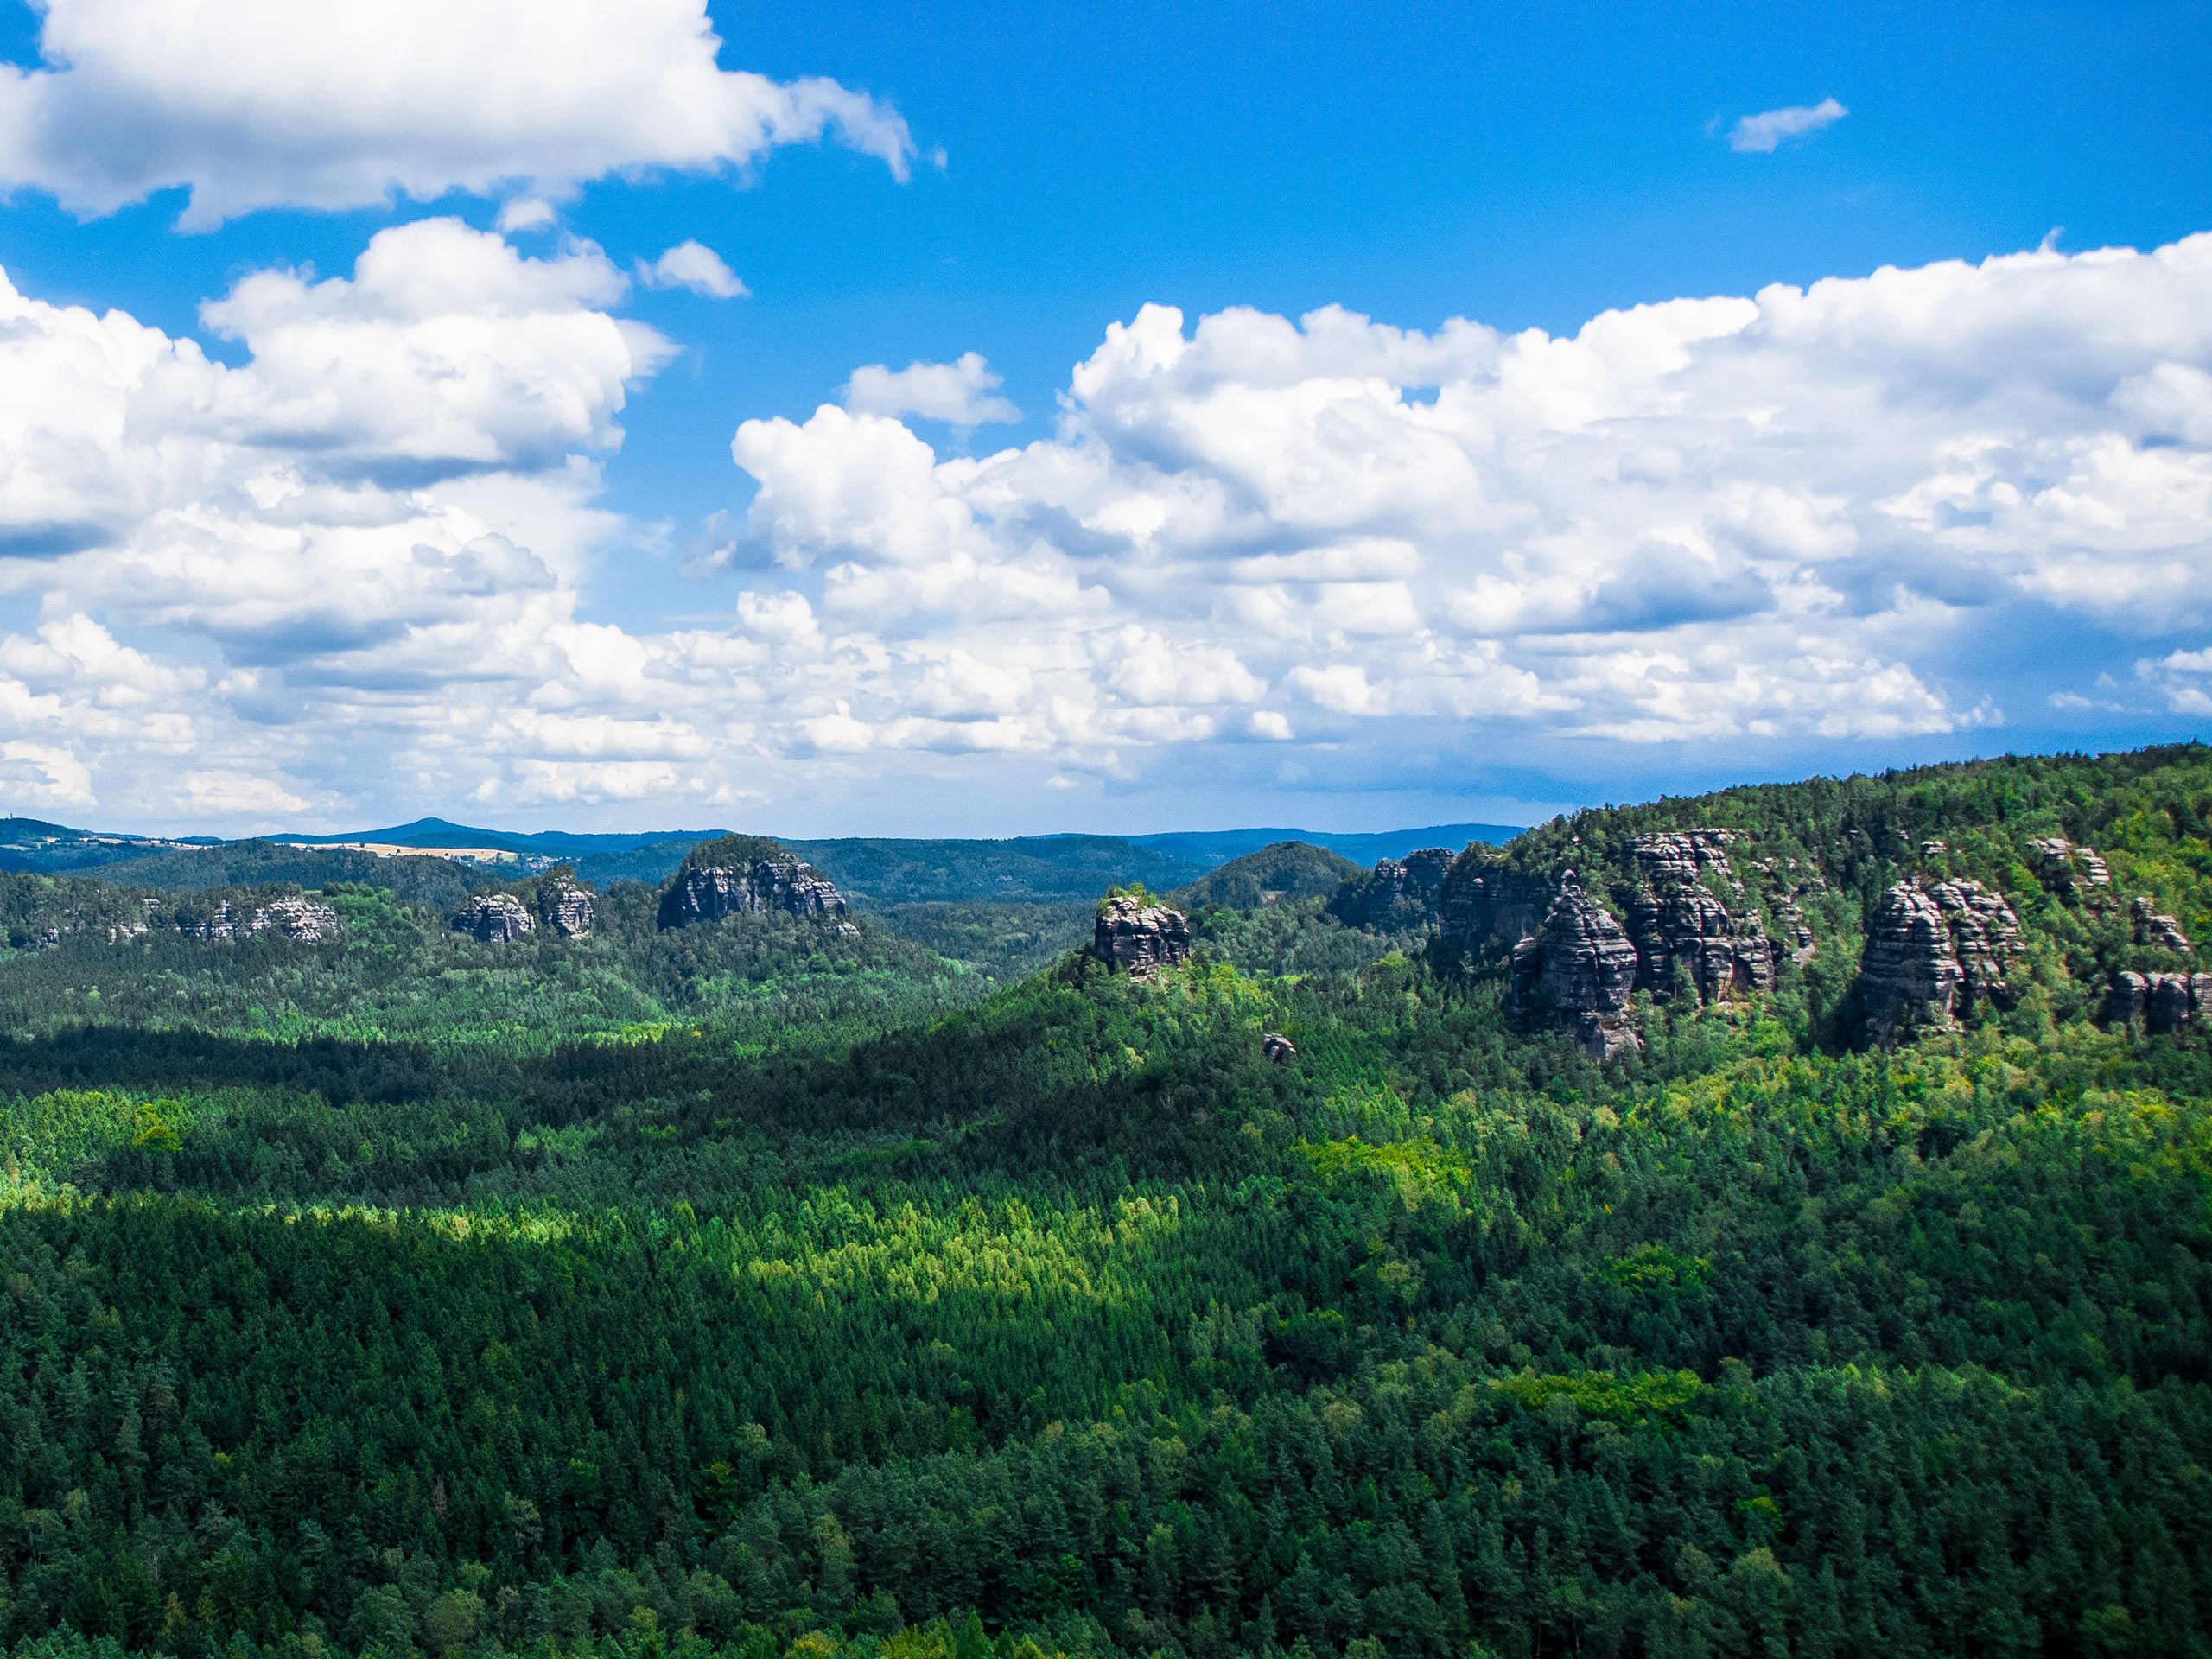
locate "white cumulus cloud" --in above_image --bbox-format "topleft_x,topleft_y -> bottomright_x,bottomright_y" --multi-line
842,353 -> 1022,425
637,241 -> 748,300
0,0 -> 916,226
1,231 -> 2209,829
1729,98 -> 1849,153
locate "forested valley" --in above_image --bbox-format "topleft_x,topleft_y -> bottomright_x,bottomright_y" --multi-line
0,747 -> 2208,1659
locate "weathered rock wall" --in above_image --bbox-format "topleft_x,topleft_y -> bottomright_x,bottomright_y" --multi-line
1332,847 -> 1456,929
1093,896 -> 1193,976
659,858 -> 848,928
452,893 -> 534,942
1623,832 -> 1775,1001
537,882 -> 594,938
180,897 -> 341,943
1854,880 -> 2020,1045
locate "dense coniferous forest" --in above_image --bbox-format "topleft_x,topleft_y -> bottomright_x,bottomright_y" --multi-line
0,747 -> 2209,1659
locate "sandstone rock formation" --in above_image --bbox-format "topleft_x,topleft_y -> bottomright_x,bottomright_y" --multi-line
537,880 -> 594,938
1855,880 -> 2020,1045
1525,873 -> 1642,1059
1261,1032 -> 1299,1063
452,893 -> 534,943
2029,836 -> 2112,898
180,898 -> 340,943
659,845 -> 848,929
1437,859 -> 1557,951
1437,830 -> 1784,1057
2105,970 -> 2212,1033
1092,894 -> 1192,976
1624,832 -> 1774,1001
2130,897 -> 2193,955
254,898 -> 341,943
1332,847 -> 1456,929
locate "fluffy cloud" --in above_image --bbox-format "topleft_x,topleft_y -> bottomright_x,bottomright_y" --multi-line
721,235 -> 2212,779
1729,99 -> 1849,153
0,0 -> 914,225
2,232 -> 2209,829
842,353 -> 1021,425
636,242 -> 748,300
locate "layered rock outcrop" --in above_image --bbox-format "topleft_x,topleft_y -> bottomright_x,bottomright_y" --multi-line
1438,830 -> 1783,1058
1093,895 -> 1192,976
180,898 -> 340,943
452,893 -> 534,943
2029,836 -> 2112,898
2106,971 -> 2212,1033
1521,872 -> 1641,1059
1855,880 -> 2020,1045
1437,859 -> 1557,950
1624,832 -> 1774,1001
659,847 -> 848,929
1332,847 -> 1456,929
537,880 -> 594,938
254,898 -> 342,943
2130,897 -> 2193,955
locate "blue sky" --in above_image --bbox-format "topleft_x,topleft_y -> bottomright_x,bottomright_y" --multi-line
0,0 -> 2207,835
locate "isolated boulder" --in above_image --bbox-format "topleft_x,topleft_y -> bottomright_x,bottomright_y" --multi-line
1093,894 -> 1192,976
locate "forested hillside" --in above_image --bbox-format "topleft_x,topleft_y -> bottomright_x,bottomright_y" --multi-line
0,748 -> 2207,1659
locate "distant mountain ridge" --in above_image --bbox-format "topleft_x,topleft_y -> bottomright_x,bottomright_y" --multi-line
265,817 -> 728,858
0,816 -> 221,874
1130,822 -> 1523,868
9,813 -> 1531,896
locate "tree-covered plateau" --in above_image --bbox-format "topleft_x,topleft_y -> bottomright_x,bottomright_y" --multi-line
0,747 -> 2206,1659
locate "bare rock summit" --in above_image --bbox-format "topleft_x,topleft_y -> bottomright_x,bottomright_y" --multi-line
658,836 -> 849,930
1093,894 -> 1193,977
453,893 -> 534,943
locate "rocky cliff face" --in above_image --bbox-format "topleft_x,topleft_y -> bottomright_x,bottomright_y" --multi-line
1438,830 -> 1778,1056
659,855 -> 848,929
537,881 -> 594,938
1332,848 -> 1456,929
1093,895 -> 1193,976
180,898 -> 340,943
452,893 -> 534,943
254,898 -> 341,943
2130,897 -> 2193,955
1855,880 -> 2021,1045
1522,872 -> 1641,1059
2106,971 -> 2212,1033
2029,836 -> 2112,898
1623,832 -> 1775,1001
1437,858 -> 1557,952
